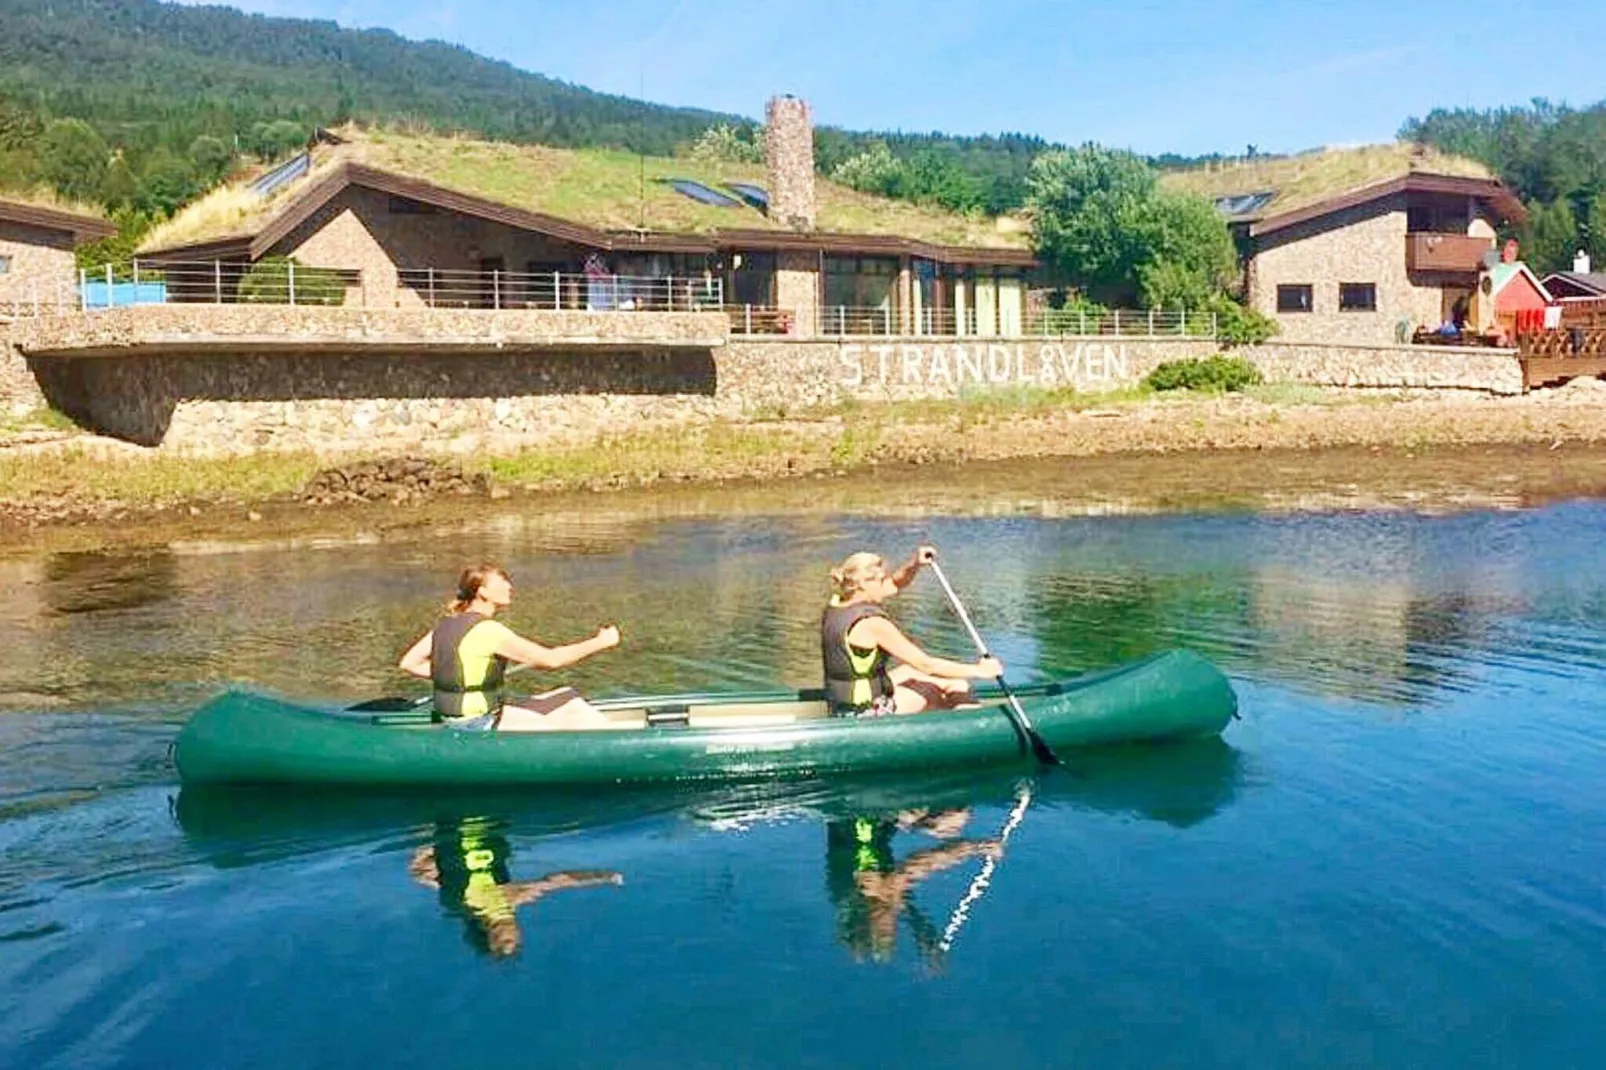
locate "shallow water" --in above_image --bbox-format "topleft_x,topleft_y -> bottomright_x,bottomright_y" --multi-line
2,471 -> 1605,1068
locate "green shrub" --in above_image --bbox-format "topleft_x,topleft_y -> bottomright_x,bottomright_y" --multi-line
1204,294 -> 1278,346
237,256 -> 345,306
1145,355 -> 1263,393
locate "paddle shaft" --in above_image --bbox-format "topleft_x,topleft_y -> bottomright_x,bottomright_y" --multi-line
926,559 -> 1060,766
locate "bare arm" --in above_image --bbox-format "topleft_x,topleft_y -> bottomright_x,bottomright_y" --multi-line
897,839 -> 997,885
888,544 -> 937,590
505,869 -> 623,906
493,625 -> 620,671
398,632 -> 433,679
852,616 -> 1000,681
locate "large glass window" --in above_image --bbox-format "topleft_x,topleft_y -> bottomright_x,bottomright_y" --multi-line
729,251 -> 776,306
824,256 -> 897,310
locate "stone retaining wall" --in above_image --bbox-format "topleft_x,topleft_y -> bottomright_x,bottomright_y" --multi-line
1248,341 -> 1523,395
31,348 -> 721,451
9,325 -> 1531,452
720,337 -> 1218,411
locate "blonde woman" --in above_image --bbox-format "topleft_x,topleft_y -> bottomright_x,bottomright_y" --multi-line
399,563 -> 620,731
822,546 -> 1002,717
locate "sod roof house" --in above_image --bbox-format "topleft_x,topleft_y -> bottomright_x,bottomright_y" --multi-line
141,98 -> 1036,337
0,195 -> 115,312
1164,145 -> 1528,345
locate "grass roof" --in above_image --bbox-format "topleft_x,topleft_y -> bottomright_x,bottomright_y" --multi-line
0,186 -> 107,221
1160,143 -> 1497,221
142,125 -> 1028,254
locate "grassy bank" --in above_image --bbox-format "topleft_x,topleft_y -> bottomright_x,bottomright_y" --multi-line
4,383 -> 1606,530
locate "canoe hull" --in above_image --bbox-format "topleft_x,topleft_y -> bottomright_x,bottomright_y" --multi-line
174,649 -> 1236,787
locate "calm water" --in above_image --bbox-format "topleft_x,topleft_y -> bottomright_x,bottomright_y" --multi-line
2,482 -> 1605,1068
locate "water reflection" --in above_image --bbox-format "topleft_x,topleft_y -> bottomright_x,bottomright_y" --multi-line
825,809 -> 997,968
409,816 -> 622,959
42,550 -> 179,616
170,741 -> 1245,968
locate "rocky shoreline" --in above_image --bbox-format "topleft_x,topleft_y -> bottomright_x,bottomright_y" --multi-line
5,383 -> 1606,540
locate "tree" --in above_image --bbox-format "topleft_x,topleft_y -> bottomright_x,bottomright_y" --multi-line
40,118 -> 109,202
685,123 -> 762,164
188,135 -> 233,184
1520,198 -> 1578,274
1136,191 -> 1238,308
1027,145 -> 1162,306
1587,193 -> 1606,267
138,147 -> 198,215
832,143 -> 907,198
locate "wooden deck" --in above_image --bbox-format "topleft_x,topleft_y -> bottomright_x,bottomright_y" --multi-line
1518,324 -> 1606,389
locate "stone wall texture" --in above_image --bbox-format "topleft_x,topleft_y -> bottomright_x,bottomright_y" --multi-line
1,330 -> 46,415
1249,341 -> 1523,395
1248,195 -> 1492,346
0,220 -> 76,312
765,96 -> 816,231
31,347 -> 722,451
10,315 -> 1530,451
273,186 -> 586,309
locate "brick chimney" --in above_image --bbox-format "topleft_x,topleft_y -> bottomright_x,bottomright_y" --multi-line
765,95 -> 816,231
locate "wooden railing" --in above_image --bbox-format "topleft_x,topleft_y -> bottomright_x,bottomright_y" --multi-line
1405,233 -> 1492,274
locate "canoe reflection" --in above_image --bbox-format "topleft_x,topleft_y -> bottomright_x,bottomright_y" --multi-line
410,816 -> 622,959
172,739 -> 1244,963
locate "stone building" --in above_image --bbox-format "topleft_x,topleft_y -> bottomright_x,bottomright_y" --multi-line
137,99 -> 1036,338
1167,148 -> 1527,345
0,196 -> 114,313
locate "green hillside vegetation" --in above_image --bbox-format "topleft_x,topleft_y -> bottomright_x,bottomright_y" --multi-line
1402,101 -> 1606,273
0,0 -> 1046,234
141,126 -> 1029,252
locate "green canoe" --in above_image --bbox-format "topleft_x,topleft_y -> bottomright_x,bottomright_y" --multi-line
173,649 -> 1237,787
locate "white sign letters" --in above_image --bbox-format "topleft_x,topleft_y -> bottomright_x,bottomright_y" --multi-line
838,341 -> 1130,389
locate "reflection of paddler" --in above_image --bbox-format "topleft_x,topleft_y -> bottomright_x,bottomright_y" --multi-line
409,817 -> 622,958
825,810 -> 999,965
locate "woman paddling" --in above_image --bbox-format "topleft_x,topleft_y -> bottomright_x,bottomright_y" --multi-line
823,547 -> 1002,717
399,563 -> 620,731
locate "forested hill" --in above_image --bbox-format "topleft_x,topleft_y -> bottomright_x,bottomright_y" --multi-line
0,0 -> 736,153
0,0 -> 1049,222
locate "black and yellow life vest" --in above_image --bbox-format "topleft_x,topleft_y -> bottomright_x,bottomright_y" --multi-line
430,612 -> 509,720
821,601 -> 893,714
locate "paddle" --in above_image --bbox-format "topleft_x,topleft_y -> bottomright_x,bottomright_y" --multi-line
937,780 -> 1034,953
926,557 -> 1061,767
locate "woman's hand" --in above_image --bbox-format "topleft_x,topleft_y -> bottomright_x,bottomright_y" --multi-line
594,625 -> 621,650
915,545 -> 938,566
974,656 -> 1003,680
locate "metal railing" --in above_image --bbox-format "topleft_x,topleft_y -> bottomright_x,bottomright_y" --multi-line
7,262 -> 728,314
1026,307 -> 1218,338
800,305 -> 1219,339
396,268 -> 724,312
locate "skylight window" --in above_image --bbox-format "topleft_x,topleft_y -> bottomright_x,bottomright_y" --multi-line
665,179 -> 742,208
250,152 -> 311,197
1213,191 -> 1276,219
727,182 -> 770,210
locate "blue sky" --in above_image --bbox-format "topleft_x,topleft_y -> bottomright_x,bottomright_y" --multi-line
192,0 -> 1605,155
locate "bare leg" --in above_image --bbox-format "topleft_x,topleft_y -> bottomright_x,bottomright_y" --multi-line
495,688 -> 616,732
890,664 -> 974,714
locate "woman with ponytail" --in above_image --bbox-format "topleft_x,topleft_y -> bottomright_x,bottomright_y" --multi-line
398,563 -> 620,731
821,546 -> 1001,717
